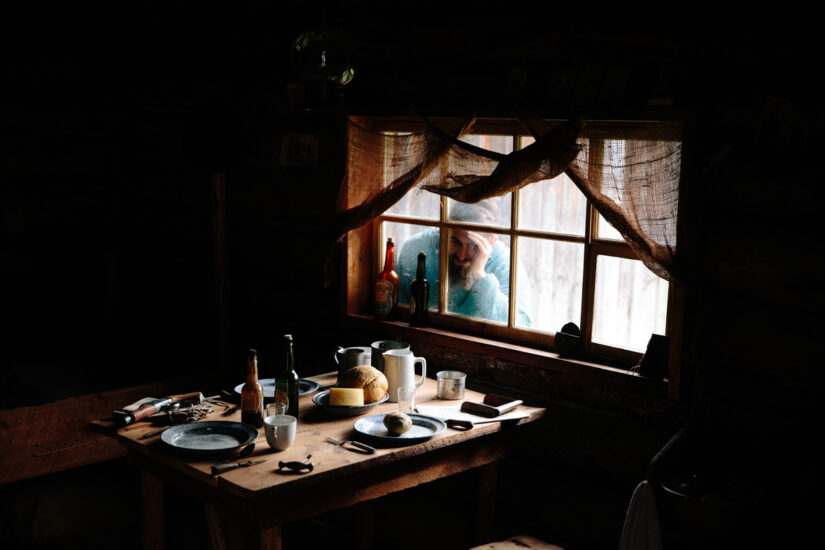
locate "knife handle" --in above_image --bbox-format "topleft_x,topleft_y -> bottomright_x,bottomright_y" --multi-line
211,462 -> 241,475
346,440 -> 376,454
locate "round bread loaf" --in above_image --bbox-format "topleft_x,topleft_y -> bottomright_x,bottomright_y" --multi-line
339,365 -> 388,403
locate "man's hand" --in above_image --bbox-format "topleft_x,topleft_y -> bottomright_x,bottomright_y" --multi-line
464,231 -> 494,288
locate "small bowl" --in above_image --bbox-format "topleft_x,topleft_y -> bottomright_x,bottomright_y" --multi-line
312,389 -> 389,417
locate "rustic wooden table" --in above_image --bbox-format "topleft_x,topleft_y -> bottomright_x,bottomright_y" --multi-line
91,372 -> 546,550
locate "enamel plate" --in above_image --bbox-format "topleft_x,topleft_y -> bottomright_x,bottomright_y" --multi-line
160,421 -> 258,455
353,413 -> 446,445
233,378 -> 320,399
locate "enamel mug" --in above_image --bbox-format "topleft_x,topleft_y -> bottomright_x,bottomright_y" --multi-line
382,349 -> 426,403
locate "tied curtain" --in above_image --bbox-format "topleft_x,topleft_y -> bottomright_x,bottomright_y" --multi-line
331,116 -> 682,284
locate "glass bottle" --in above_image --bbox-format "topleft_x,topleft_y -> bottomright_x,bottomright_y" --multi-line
275,334 -> 300,418
409,251 -> 430,327
374,237 -> 399,319
241,348 -> 264,428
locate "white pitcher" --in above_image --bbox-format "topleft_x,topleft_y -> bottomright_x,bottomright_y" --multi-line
382,349 -> 427,403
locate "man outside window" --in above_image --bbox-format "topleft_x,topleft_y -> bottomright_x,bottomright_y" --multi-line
397,200 -> 532,326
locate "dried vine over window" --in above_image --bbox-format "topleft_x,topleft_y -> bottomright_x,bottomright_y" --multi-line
331,115 -> 681,285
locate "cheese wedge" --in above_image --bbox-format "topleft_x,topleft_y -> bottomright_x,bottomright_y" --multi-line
329,387 -> 364,407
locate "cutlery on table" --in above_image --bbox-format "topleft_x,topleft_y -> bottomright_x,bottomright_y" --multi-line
326,437 -> 376,454
211,459 -> 266,475
214,443 -> 256,465
445,418 -> 474,431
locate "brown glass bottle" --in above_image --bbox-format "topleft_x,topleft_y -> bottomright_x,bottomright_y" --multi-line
374,237 -> 400,319
409,252 -> 430,327
241,348 -> 264,428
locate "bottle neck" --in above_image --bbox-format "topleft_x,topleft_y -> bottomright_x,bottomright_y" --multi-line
382,242 -> 395,274
246,358 -> 258,382
415,256 -> 426,279
279,341 -> 295,374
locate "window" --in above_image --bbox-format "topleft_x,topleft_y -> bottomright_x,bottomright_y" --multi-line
348,118 -> 682,370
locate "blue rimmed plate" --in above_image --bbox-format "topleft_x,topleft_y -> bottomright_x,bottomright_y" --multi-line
234,378 -> 320,399
160,421 -> 258,456
353,413 -> 446,445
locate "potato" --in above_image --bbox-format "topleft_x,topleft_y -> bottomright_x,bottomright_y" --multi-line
383,411 -> 413,435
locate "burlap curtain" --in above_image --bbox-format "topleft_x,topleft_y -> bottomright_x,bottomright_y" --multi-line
332,116 -> 681,283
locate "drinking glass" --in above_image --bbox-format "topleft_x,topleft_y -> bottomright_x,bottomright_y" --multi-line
397,387 -> 416,413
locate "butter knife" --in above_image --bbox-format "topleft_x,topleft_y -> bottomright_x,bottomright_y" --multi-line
211,460 -> 266,475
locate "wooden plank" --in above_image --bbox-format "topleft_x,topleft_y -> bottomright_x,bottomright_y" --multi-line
0,373 -> 222,485
140,470 -> 165,550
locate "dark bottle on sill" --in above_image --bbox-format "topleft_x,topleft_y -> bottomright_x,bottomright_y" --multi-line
374,237 -> 399,320
240,348 -> 264,428
409,252 -> 430,327
275,334 -> 300,418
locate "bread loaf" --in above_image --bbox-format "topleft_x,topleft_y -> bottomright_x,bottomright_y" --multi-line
339,365 -> 388,403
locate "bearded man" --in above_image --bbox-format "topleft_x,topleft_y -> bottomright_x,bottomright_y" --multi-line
397,200 -> 532,326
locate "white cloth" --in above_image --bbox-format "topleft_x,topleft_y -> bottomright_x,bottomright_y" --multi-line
619,480 -> 662,550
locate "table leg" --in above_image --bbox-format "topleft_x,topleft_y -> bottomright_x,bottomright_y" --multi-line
140,470 -> 165,550
475,461 -> 500,545
355,500 -> 376,550
204,503 -> 282,550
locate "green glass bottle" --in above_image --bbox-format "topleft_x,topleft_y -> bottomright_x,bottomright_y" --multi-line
409,252 -> 430,327
275,334 -> 300,418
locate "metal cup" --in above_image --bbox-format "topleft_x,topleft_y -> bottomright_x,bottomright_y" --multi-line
436,370 -> 466,400
334,346 -> 372,384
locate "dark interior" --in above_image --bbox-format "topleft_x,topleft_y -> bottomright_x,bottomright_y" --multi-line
2,4 -> 823,549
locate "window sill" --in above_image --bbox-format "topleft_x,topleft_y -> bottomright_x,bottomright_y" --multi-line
345,314 -> 677,416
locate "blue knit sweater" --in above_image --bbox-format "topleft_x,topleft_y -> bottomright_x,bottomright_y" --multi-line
397,228 -> 532,326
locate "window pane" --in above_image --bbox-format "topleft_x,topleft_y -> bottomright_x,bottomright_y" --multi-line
516,237 -> 583,333
447,196 -> 510,229
450,134 -> 513,227
445,229 -> 512,325
387,188 -> 440,219
518,172 -> 586,235
592,256 -> 669,352
384,221 -> 438,308
597,214 -> 623,240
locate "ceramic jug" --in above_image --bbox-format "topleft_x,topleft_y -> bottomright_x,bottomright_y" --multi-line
382,349 -> 426,403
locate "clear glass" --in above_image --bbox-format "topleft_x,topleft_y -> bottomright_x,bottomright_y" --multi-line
597,214 -> 622,240
517,155 -> 586,236
449,134 -> 513,227
387,186 -> 440,219
266,401 -> 287,418
445,231 -> 511,324
397,387 -> 416,413
592,255 -> 669,352
515,237 -> 583,333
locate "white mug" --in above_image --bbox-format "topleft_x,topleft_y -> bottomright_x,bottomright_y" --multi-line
382,349 -> 426,403
264,414 -> 297,451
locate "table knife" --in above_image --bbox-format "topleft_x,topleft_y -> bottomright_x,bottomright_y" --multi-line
211,460 -> 266,475
460,398 -> 523,418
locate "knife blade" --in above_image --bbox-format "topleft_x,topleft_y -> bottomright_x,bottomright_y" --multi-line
211,460 -> 266,475
460,398 -> 523,418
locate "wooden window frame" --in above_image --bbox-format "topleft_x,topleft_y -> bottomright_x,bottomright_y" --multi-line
343,117 -> 685,402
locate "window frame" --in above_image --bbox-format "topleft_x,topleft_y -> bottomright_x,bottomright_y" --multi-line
344,116 -> 685,399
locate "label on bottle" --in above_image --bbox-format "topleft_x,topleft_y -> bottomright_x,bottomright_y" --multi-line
374,279 -> 395,315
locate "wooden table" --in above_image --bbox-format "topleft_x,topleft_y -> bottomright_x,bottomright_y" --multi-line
91,372 -> 546,550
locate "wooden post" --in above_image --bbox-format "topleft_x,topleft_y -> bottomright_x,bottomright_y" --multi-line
140,470 -> 165,550
475,461 -> 500,545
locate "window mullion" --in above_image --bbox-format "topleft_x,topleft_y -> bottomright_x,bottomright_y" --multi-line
438,196 -> 448,314
580,138 -> 604,349
508,134 -> 520,328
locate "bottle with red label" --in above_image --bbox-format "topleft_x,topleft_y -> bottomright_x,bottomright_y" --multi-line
374,237 -> 399,319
